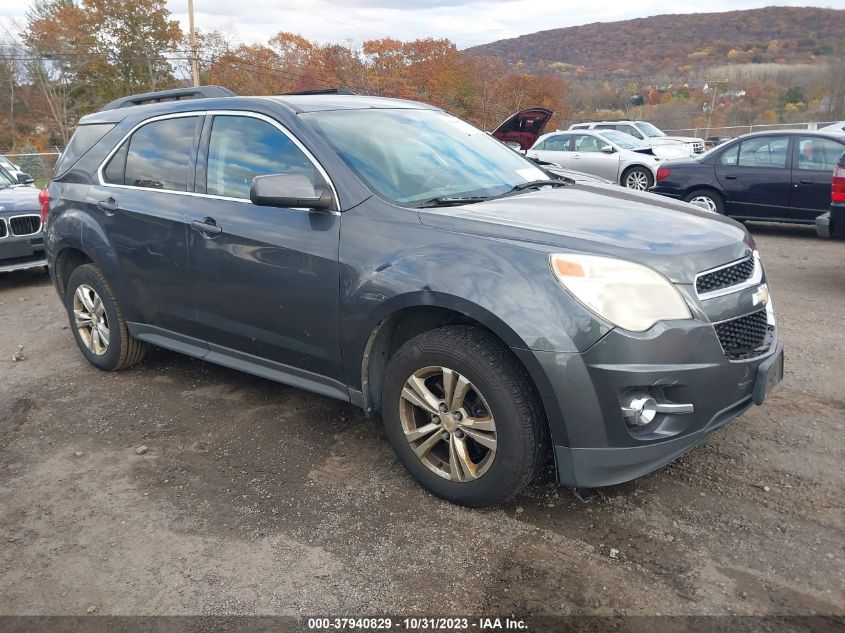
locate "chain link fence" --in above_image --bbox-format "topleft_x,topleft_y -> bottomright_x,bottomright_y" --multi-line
2,151 -> 62,187
662,121 -> 841,138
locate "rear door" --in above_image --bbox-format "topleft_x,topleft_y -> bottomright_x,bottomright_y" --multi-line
93,114 -> 200,334
526,133 -> 573,167
789,135 -> 845,221
714,134 -> 792,219
185,112 -> 344,388
570,133 -> 620,182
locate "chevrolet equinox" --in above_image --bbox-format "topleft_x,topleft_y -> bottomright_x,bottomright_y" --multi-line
43,86 -> 784,507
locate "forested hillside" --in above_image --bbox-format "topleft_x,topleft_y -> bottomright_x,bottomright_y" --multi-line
464,7 -> 844,76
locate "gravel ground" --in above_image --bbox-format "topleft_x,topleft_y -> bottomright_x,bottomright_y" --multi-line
0,223 -> 842,619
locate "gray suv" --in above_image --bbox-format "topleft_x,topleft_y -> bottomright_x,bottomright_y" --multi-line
44,86 -> 783,507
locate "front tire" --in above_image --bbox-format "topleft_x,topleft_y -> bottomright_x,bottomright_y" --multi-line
622,166 -> 654,191
381,326 -> 547,507
65,264 -> 146,371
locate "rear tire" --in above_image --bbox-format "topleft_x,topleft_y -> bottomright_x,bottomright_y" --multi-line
65,264 -> 146,371
381,326 -> 548,507
621,166 -> 654,190
683,188 -> 725,214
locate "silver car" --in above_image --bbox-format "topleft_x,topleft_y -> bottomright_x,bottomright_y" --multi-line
528,129 -> 664,190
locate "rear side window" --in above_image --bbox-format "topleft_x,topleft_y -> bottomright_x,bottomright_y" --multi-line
542,134 -> 571,151
104,116 -> 199,191
54,123 -> 114,177
206,115 -> 316,200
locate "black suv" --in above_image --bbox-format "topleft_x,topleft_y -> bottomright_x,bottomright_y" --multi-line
44,87 -> 783,507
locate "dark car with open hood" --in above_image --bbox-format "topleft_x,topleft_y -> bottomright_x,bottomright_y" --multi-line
44,86 -> 783,507
0,165 -> 46,274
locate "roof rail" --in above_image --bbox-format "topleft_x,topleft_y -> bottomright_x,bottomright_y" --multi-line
282,88 -> 357,96
101,85 -> 236,111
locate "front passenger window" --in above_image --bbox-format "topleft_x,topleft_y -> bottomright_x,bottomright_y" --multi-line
207,116 -> 317,200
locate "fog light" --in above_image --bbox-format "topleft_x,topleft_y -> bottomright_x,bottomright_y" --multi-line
621,391 -> 695,427
621,393 -> 658,426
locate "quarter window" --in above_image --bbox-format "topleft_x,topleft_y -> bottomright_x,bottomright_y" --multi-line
795,137 -> 844,172
104,116 -> 199,190
737,136 -> 789,169
206,116 -> 317,200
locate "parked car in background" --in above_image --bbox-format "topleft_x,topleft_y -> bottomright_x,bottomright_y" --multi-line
491,107 -> 552,150
820,121 -> 845,133
705,135 -> 732,149
0,165 -> 46,273
527,129 -> 661,190
651,130 -> 845,223
815,151 -> 845,239
569,120 -> 705,155
45,86 -> 782,507
0,154 -> 34,185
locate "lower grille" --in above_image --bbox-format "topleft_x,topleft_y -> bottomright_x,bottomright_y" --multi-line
9,215 -> 41,236
696,257 -> 755,295
0,219 -> 7,238
714,309 -> 771,359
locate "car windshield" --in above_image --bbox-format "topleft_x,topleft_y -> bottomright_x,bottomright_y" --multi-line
302,108 -> 548,206
0,155 -> 14,170
635,122 -> 666,138
596,130 -> 649,150
0,166 -> 15,187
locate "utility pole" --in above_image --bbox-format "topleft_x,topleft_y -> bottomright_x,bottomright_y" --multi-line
188,0 -> 200,87
705,79 -> 725,136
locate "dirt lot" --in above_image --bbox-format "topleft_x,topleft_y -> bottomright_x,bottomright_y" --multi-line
0,223 -> 843,620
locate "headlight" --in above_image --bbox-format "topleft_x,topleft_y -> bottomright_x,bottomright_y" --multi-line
550,254 -> 692,332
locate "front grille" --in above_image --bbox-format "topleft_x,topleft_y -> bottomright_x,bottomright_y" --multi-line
714,309 -> 771,359
696,257 -> 755,295
0,219 -> 7,238
9,215 -> 41,236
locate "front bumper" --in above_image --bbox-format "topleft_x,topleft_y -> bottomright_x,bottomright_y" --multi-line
0,234 -> 47,273
514,319 -> 782,488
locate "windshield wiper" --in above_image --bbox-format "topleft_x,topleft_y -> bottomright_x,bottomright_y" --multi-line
508,179 -> 568,192
415,196 -> 492,208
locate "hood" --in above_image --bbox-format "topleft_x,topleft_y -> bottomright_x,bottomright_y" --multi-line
491,108 -> 553,151
418,186 -> 748,284
663,135 -> 704,144
0,185 -> 40,215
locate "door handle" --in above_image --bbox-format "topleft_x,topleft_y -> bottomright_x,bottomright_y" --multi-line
724,175 -> 738,180
97,198 -> 119,215
799,179 -> 813,184
190,218 -> 223,237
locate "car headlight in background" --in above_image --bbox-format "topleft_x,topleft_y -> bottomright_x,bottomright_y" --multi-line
550,254 -> 692,332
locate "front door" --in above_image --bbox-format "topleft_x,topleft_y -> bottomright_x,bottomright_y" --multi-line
185,113 -> 343,388
789,135 -> 845,222
570,134 -> 620,182
715,134 -> 792,219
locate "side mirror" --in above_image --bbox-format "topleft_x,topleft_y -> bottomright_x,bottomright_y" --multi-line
600,145 -> 614,154
17,172 -> 34,185
249,173 -> 334,210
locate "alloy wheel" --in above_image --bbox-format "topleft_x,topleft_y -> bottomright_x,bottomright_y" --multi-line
688,195 -> 718,212
73,284 -> 110,356
624,170 -> 650,190
398,366 -> 497,482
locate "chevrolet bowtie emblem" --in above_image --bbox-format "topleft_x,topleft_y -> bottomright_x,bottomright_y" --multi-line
752,284 -> 769,307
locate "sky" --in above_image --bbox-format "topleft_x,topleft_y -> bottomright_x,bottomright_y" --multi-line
3,0 -> 844,49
